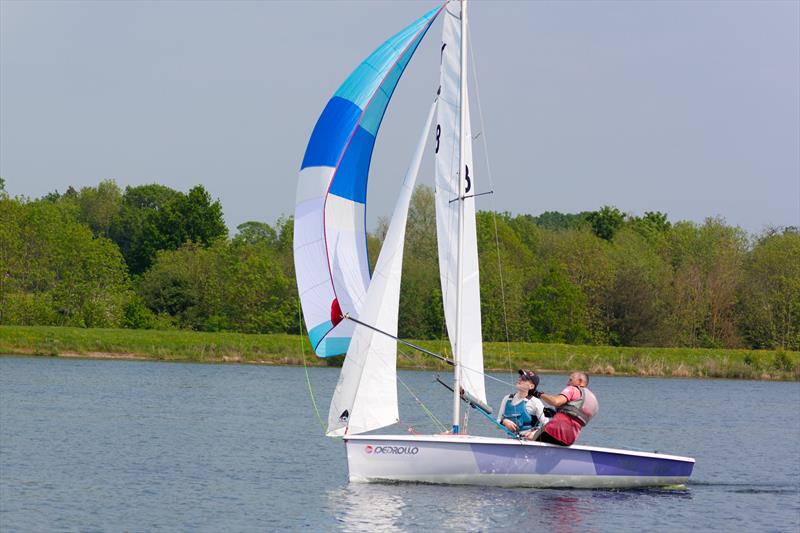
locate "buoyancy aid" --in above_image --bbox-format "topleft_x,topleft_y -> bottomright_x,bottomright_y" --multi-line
557,386 -> 598,426
502,394 -> 535,432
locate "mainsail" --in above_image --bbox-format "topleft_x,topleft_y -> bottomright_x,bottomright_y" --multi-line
434,4 -> 487,404
294,5 -> 444,357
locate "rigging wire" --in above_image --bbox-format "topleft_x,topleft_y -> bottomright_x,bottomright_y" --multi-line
395,356 -> 448,433
468,33 -> 515,380
299,298 -> 328,434
344,314 -> 513,388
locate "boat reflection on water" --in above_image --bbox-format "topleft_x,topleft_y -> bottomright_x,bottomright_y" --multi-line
329,483 -> 495,532
329,483 -> 588,532
329,484 -> 405,532
329,477 -> 694,532
536,494 -> 590,533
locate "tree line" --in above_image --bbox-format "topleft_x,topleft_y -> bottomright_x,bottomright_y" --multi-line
0,177 -> 797,351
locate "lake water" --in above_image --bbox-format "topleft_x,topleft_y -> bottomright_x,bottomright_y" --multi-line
1,356 -> 798,532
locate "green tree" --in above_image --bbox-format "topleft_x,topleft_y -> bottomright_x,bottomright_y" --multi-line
398,186 -> 441,339
169,185 -> 228,246
0,197 -> 24,322
111,184 -> 227,275
586,206 -> 625,241
476,211 -> 533,342
367,216 -> 389,272
0,198 -> 132,327
222,241 -> 293,333
538,227 -> 614,343
151,185 -> 227,251
136,243 -> 215,328
122,295 -> 157,329
137,240 -> 292,333
110,184 -> 183,274
607,228 -> 672,345
234,221 -> 278,247
530,211 -> 589,231
738,229 -> 800,350
527,264 -> 590,344
628,211 -> 672,244
77,180 -> 122,237
405,185 -> 437,262
667,219 -> 746,347
272,216 -> 296,293
506,213 -> 541,254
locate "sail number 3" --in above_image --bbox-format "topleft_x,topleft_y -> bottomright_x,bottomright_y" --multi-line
435,125 -> 471,195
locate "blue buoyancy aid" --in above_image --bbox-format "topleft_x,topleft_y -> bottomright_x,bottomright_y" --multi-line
502,395 -> 535,432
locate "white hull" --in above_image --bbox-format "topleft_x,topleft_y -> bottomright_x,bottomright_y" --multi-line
344,434 -> 694,489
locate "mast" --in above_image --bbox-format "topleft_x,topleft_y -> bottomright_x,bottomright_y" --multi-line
452,0 -> 468,434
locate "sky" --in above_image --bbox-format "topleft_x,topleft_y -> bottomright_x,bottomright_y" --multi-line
1,0 -> 798,236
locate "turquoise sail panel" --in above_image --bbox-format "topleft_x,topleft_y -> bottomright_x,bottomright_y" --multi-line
294,4 -> 444,357
333,5 -> 441,109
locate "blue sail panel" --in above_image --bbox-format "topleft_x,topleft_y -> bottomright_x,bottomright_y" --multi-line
360,26 -> 430,137
301,97 -> 363,170
328,126 -> 375,204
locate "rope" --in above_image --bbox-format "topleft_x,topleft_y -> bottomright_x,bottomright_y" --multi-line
471,402 -> 521,439
395,348 -> 449,432
469,32 -> 514,380
349,314 -> 515,387
299,298 -> 327,434
397,368 -> 448,433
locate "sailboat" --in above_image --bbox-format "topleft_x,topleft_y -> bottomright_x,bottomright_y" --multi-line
293,1 -> 694,488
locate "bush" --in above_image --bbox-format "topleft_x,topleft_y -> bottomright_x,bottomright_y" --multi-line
122,297 -> 156,329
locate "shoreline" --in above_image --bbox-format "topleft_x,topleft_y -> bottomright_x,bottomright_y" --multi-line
2,351 -> 795,383
1,325 -> 797,381
0,351 -> 771,382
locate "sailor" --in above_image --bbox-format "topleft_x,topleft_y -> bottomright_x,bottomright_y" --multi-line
527,371 -> 598,446
497,370 -> 550,437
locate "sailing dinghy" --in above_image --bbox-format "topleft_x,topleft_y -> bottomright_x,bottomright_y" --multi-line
293,1 -> 694,488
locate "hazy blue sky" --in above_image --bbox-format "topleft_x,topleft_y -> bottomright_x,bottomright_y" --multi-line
2,0 -> 798,235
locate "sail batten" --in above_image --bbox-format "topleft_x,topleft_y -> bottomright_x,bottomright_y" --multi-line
294,5 -> 444,357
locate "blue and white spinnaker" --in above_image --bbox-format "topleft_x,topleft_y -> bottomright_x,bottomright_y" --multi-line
293,5 -> 445,357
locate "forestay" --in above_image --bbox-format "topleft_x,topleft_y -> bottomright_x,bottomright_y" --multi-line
434,4 -> 486,404
294,5 -> 444,357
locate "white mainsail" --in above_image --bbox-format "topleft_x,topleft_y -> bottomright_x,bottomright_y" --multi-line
434,4 -> 486,405
327,101 -> 437,437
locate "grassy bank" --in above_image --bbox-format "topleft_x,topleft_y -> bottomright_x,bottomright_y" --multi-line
1,325 -> 797,380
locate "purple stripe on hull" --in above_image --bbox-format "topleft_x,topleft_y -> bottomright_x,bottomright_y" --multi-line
470,442 -> 693,478
590,451 -> 694,477
471,443 -> 597,476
